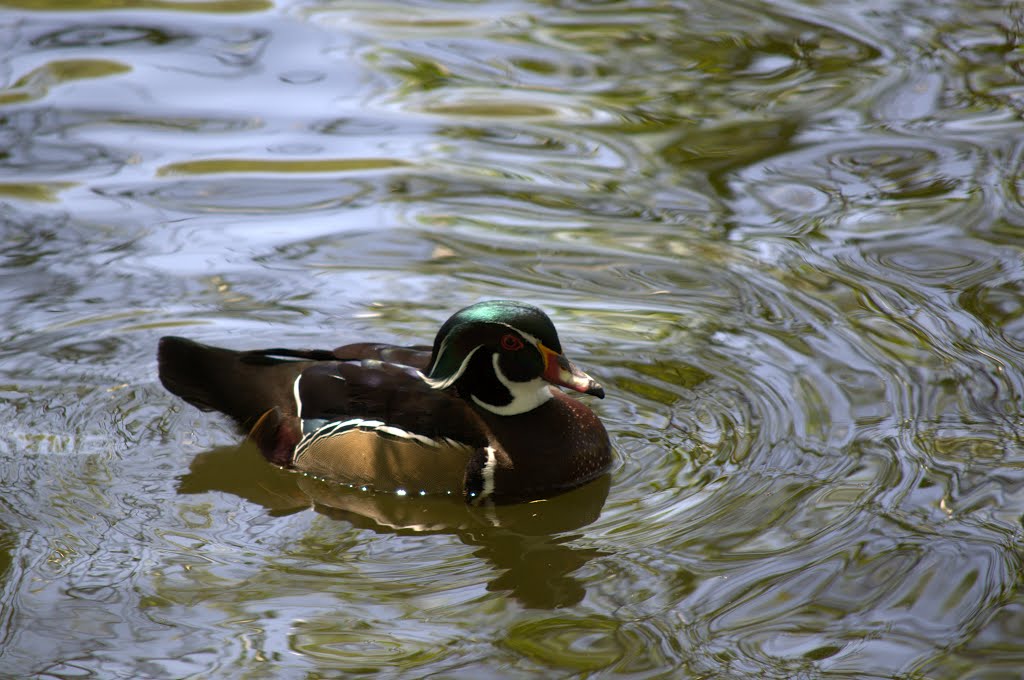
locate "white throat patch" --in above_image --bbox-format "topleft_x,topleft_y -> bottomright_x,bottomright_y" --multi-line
471,353 -> 553,416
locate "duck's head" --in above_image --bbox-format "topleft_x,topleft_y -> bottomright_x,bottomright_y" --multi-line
422,300 -> 605,415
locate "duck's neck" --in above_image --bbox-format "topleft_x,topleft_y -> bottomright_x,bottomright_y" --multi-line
467,392 -> 612,503
457,351 -> 553,416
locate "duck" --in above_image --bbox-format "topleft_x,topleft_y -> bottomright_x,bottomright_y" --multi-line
157,300 -> 612,505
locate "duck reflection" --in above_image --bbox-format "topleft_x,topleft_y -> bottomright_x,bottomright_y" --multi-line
177,442 -> 609,609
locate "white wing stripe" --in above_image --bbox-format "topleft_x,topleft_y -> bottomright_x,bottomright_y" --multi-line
294,417 -> 472,459
292,375 -> 303,418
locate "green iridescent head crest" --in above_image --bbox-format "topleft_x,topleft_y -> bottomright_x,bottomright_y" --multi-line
423,300 -> 561,388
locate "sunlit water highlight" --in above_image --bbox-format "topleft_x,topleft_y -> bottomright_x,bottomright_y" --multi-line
1,1 -> 1023,677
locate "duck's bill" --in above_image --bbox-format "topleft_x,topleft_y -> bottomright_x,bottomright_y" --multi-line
539,345 -> 605,398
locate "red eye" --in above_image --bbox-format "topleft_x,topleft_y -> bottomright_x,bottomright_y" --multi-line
500,333 -> 524,351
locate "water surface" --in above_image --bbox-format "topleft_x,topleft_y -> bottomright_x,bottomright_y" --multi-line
1,0 -> 1023,677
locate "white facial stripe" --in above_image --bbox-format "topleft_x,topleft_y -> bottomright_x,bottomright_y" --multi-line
422,320 -> 553,389
423,329 -> 459,384
471,353 -> 553,415
420,344 -> 481,390
506,325 -> 543,351
493,323 -> 552,360
428,332 -> 451,373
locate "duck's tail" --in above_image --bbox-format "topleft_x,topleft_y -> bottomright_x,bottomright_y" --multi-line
157,336 -> 311,430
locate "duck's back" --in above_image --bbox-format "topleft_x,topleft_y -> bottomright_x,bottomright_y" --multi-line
158,336 -> 487,466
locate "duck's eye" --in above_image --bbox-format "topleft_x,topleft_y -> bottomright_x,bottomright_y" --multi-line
500,333 -> 524,351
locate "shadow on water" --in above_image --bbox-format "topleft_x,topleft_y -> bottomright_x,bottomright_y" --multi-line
178,442 -> 610,609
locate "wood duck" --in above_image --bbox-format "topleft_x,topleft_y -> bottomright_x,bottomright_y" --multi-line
158,300 -> 612,504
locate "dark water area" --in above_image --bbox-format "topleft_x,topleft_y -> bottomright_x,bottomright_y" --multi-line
1,1 -> 1023,677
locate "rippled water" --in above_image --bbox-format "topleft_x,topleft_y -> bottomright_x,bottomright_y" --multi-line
2,0 -> 1023,677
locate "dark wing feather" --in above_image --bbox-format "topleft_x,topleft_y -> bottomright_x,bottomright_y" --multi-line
330,343 -> 432,370
159,336 -> 485,449
295,361 -> 486,446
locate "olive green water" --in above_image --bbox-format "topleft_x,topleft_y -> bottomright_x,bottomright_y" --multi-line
1,1 -> 1023,678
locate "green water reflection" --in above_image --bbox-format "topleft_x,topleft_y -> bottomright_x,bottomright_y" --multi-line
1,0 -> 1023,677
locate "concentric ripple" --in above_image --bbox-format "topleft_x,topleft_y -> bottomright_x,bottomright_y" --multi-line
1,0 -> 1023,678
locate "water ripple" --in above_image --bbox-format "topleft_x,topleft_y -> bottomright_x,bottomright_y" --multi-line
2,0 -> 1024,677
